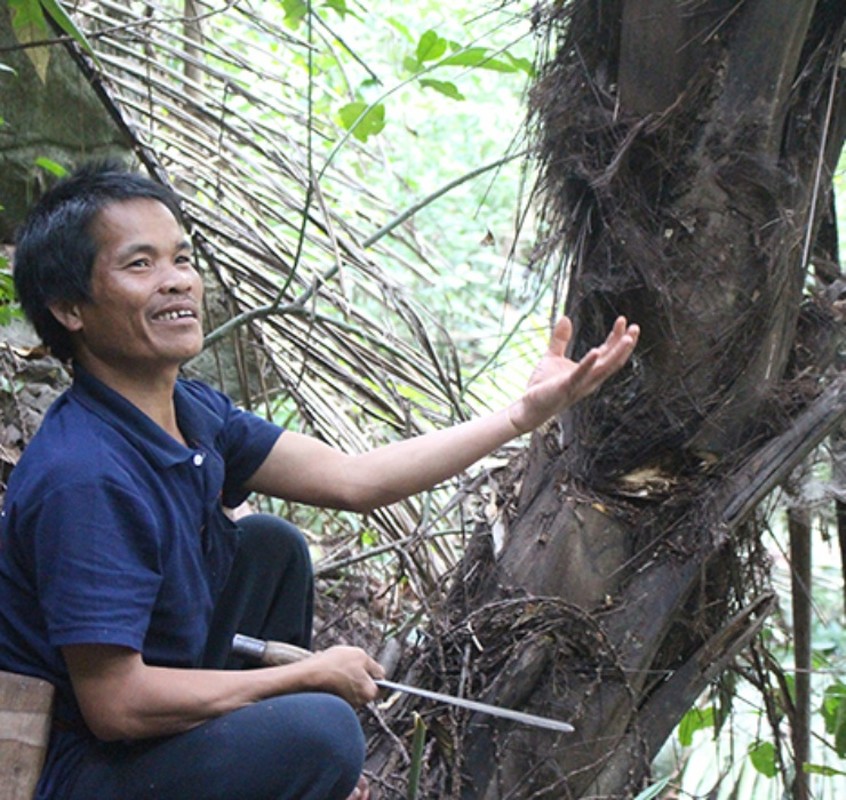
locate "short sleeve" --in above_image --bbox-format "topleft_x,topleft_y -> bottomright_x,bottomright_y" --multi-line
33,481 -> 163,651
218,405 -> 283,507
174,379 -> 284,509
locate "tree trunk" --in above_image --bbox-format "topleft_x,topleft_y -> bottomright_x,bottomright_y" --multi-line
788,506 -> 812,800
367,2 -> 846,797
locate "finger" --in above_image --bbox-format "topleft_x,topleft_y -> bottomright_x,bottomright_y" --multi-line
350,776 -> 369,800
368,657 -> 386,680
591,317 -> 633,355
538,320 -> 639,412
547,317 -> 572,358
616,325 -> 639,361
571,329 -> 634,390
556,346 -> 600,395
598,316 -> 628,350
599,323 -> 639,367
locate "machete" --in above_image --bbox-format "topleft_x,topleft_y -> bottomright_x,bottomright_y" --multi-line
231,633 -> 574,734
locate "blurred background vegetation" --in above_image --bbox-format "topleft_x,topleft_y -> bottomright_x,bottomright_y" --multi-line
2,1 -> 845,796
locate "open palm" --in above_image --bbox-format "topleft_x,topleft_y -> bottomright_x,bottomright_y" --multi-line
508,316 -> 639,434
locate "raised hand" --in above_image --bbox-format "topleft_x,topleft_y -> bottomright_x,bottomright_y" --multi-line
507,316 -> 639,435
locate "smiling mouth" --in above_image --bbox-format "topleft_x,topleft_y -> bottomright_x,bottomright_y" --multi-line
153,309 -> 197,321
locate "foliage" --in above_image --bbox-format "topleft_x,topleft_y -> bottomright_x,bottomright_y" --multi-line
1,0 -> 93,332
660,522 -> 846,799
7,0 -> 543,626
32,156 -> 66,177
269,0 -> 541,403
3,0 -> 97,81
336,99 -> 386,142
822,681 -> 846,757
0,255 -> 20,326
3,1 -> 844,797
676,705 -> 715,747
747,740 -> 778,779
405,713 -> 427,800
0,153 -> 66,325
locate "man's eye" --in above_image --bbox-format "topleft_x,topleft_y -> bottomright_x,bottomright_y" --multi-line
127,259 -> 151,269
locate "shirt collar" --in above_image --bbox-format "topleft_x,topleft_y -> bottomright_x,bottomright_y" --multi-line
69,363 -> 225,469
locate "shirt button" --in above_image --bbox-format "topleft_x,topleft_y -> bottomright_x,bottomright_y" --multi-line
193,453 -> 205,467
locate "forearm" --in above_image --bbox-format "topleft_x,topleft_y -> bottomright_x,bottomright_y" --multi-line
250,406 -> 524,513
69,657 -> 315,740
106,663 -> 311,739
64,644 -> 379,741
341,406 -> 522,511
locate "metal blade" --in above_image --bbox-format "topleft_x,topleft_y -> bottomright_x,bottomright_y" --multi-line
374,678 -> 574,733
231,633 -> 574,734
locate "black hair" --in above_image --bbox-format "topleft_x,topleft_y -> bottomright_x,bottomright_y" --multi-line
13,161 -> 185,361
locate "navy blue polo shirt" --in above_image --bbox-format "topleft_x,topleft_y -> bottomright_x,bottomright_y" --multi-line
0,364 -> 283,799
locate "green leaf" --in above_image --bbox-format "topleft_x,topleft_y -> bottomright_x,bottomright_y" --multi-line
782,672 -> 796,703
34,156 -> 68,177
416,30 -> 447,63
323,0 -> 349,19
407,713 -> 427,800
503,51 -> 535,77
822,682 -> 846,757
8,0 -> 48,35
633,777 -> 670,800
0,268 -> 21,327
39,0 -> 98,60
677,706 -> 715,747
8,0 -> 50,82
0,63 -> 17,75
359,528 -> 378,547
748,741 -> 778,778
282,0 -> 308,29
418,78 -> 464,101
804,763 -> 846,777
337,101 -> 385,142
402,55 -> 421,75
440,47 -> 518,73
386,16 -> 413,43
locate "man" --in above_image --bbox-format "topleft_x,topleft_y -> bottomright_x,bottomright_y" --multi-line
0,162 -> 639,800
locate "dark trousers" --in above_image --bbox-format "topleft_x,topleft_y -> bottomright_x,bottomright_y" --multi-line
202,513 -> 316,667
67,515 -> 365,800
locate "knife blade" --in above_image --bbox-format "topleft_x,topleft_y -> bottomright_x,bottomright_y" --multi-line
231,633 -> 574,734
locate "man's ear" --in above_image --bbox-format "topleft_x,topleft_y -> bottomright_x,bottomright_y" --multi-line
48,300 -> 84,332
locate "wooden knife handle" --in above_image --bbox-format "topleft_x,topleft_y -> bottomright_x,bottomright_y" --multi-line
231,633 -> 312,666
262,639 -> 312,665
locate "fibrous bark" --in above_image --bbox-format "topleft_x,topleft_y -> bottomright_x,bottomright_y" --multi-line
366,2 -> 846,797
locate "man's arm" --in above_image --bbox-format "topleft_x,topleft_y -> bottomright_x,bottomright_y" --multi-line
246,316 -> 639,513
63,643 -> 384,741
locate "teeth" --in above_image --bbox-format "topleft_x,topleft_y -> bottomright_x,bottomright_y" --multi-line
156,310 -> 195,321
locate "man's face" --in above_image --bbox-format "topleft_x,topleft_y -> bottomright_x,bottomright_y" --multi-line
58,197 -> 204,378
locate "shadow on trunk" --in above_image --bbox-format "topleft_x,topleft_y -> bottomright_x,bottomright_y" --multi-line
365,1 -> 846,797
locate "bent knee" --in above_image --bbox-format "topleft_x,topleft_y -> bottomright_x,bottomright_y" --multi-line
266,693 -> 365,799
299,694 -> 365,771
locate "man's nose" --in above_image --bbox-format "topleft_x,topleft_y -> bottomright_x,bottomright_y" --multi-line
160,262 -> 196,293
